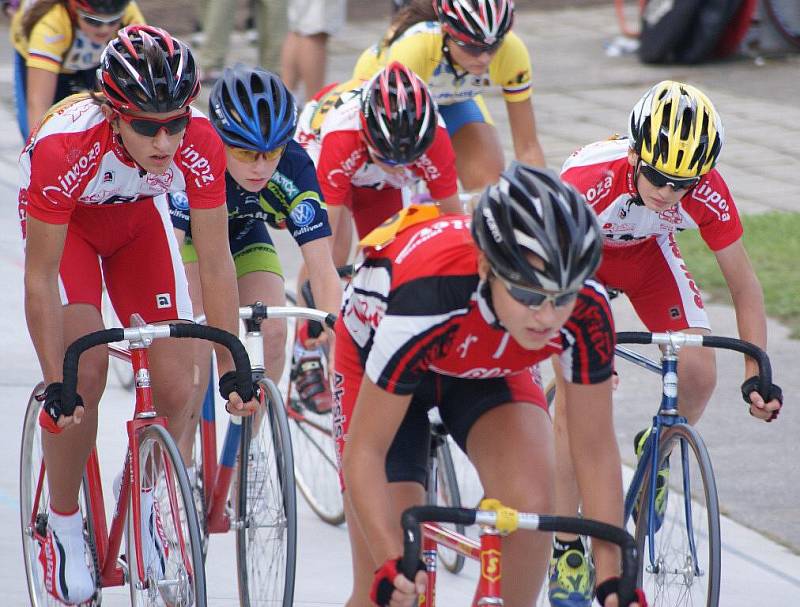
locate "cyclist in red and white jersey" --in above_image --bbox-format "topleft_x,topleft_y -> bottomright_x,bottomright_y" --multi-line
547,81 -> 782,606
19,25 -> 256,604
335,164 -> 647,607
295,62 -> 463,267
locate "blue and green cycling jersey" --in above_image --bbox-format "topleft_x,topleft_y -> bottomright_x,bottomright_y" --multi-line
169,140 -> 331,277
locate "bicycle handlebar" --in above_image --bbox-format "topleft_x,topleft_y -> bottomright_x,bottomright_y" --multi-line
62,324 -> 253,412
239,304 -> 337,329
400,505 -> 639,606
616,331 -> 773,397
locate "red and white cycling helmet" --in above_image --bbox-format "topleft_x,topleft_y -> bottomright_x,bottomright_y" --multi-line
360,61 -> 437,165
99,25 -> 199,113
434,0 -> 514,47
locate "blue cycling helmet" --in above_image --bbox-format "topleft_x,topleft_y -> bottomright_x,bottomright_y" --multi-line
209,65 -> 297,151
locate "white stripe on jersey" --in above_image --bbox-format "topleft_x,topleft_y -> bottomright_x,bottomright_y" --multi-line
153,194 -> 193,320
561,138 -> 629,173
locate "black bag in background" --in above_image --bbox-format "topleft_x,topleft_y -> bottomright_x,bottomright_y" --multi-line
639,0 -> 745,63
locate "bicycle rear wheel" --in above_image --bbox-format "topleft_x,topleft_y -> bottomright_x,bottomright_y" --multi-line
236,379 -> 297,607
128,424 -> 206,607
20,384 -> 101,607
283,291 -> 345,525
634,423 -> 720,606
434,437 -> 466,574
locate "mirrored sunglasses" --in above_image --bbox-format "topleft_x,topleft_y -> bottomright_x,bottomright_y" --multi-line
639,161 -> 701,192
226,145 -> 286,163
493,270 -> 579,310
449,35 -> 502,57
114,108 -> 191,137
77,9 -> 124,27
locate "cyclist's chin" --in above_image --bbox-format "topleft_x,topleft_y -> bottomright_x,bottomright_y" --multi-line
510,326 -> 556,350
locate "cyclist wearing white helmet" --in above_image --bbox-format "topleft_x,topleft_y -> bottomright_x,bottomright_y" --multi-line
352,0 -> 545,192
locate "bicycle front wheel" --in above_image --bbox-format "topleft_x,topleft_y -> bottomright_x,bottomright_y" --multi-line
634,423 -> 720,606
283,291 -> 345,526
20,384 -> 101,607
236,379 -> 297,607
434,437 -> 466,574
128,424 -> 206,607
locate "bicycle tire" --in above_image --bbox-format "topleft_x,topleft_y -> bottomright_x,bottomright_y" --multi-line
236,379 -> 297,607
763,0 -> 800,49
19,384 -> 101,607
634,423 -> 720,607
190,421 -> 209,561
128,424 -> 207,607
283,291 -> 345,526
434,438 -> 466,574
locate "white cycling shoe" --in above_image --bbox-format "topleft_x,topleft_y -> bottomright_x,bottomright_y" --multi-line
38,507 -> 95,605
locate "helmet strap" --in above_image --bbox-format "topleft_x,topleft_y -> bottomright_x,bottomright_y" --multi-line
479,277 -> 505,331
628,159 -> 645,207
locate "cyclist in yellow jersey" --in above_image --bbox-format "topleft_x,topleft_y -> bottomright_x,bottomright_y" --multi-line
10,0 -> 144,138
352,0 -> 545,191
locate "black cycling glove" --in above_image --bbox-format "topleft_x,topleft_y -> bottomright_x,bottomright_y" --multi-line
741,376 -> 782,422
38,382 -> 84,434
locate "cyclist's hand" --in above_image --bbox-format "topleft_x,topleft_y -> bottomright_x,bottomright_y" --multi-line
38,382 -> 85,434
741,376 -> 782,422
218,371 -> 260,417
596,577 -> 648,607
370,557 -> 426,607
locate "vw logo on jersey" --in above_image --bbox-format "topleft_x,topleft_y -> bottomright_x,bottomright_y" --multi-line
290,201 -> 316,227
171,191 -> 190,210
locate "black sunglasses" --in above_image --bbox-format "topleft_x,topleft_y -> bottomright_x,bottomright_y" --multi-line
115,108 -> 191,137
639,161 -> 700,192
448,35 -> 502,57
492,270 -> 579,310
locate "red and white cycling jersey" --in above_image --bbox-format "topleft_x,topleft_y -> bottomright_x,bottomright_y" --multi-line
560,138 -> 743,251
295,85 -> 458,207
338,214 -> 615,393
19,96 -> 225,230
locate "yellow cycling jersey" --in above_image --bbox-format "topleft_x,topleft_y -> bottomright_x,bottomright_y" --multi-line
352,21 -> 532,105
11,1 -> 144,74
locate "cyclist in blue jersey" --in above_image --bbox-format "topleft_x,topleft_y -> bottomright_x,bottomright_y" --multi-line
169,65 -> 341,460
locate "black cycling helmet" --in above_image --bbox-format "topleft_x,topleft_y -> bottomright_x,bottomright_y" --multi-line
209,65 -> 297,151
99,25 -> 199,113
360,61 -> 437,165
70,0 -> 129,14
472,162 -> 602,292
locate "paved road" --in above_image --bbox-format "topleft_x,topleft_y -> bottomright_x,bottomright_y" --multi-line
0,3 -> 798,604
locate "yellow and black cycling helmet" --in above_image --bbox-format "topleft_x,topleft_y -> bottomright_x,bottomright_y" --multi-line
628,80 -> 724,178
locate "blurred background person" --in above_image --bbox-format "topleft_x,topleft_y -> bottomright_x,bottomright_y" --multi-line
280,0 -> 346,102
10,0 -> 144,138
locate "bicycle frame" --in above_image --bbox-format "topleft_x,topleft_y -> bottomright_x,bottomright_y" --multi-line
28,319 -> 195,590
195,304 -> 337,535
615,331 -> 773,580
404,504 -> 639,607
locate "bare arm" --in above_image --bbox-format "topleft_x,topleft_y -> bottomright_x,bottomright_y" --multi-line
714,239 -> 781,418
563,378 -> 623,585
327,204 -> 354,267
505,98 -> 546,168
188,204 -> 239,376
24,216 -> 68,383
436,193 -> 464,215
342,376 -> 413,565
25,67 -> 58,137
300,237 -> 342,316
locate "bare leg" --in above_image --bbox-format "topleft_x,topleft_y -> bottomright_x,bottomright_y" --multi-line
237,270 -> 288,385
451,121 -> 505,192
43,304 -> 107,512
467,402 -> 555,607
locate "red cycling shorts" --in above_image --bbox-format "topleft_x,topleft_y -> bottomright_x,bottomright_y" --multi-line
35,197 -> 192,325
596,233 -> 710,332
